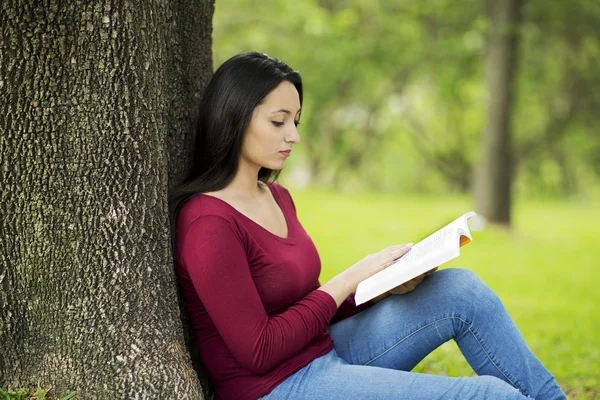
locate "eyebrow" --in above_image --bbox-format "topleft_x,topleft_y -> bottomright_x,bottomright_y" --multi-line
270,108 -> 301,115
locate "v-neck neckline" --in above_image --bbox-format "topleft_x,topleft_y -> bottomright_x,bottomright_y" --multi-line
196,181 -> 295,244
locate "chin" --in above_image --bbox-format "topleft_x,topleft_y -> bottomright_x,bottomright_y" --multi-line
270,164 -> 286,171
263,161 -> 286,171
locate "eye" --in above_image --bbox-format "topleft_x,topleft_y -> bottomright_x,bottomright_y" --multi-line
294,120 -> 301,127
272,121 -> 284,127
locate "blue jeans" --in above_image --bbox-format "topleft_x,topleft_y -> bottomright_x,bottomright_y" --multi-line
259,268 -> 566,400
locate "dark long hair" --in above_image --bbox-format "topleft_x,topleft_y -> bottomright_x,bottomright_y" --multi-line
169,51 -> 303,258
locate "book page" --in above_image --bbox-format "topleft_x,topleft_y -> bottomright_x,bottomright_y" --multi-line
398,223 -> 460,264
354,211 -> 476,305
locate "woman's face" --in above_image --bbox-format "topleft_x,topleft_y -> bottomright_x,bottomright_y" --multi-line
240,80 -> 301,171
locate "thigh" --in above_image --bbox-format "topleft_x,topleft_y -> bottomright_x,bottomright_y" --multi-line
259,348 -> 527,400
328,268 -> 489,371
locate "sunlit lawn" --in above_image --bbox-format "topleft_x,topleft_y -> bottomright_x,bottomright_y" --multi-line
291,186 -> 599,399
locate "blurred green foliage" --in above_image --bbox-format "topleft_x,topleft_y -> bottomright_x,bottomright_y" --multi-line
214,0 -> 600,199
289,186 -> 599,398
213,2 -> 599,396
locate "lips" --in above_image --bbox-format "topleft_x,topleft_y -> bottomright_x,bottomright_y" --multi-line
280,150 -> 291,157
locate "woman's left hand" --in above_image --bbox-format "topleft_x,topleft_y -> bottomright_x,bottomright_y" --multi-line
388,267 -> 438,295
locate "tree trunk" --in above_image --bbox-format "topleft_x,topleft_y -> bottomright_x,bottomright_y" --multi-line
0,0 -> 213,398
474,0 -> 522,226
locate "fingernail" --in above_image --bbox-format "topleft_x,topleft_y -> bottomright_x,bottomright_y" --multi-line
404,243 -> 413,249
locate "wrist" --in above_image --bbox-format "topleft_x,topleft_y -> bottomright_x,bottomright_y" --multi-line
340,272 -> 357,296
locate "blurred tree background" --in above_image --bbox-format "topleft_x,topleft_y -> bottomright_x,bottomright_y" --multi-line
213,0 -> 600,203
213,0 -> 599,398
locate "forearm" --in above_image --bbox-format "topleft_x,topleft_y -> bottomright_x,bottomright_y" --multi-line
318,276 -> 391,308
317,275 -> 353,307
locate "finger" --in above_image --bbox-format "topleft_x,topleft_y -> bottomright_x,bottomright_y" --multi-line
389,286 -> 406,295
391,243 -> 412,259
392,282 -> 412,294
389,284 -> 403,294
378,246 -> 408,265
398,243 -> 412,252
402,277 -> 423,292
417,267 -> 437,278
387,243 -> 412,252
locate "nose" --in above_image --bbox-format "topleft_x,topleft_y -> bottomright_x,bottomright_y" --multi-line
286,125 -> 300,144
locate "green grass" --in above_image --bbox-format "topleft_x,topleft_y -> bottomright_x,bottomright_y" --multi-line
0,386 -> 75,400
291,187 -> 599,399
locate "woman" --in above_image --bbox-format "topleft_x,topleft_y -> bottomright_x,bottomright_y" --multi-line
169,52 -> 566,400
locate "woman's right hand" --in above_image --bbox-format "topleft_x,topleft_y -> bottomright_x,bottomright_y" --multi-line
340,243 -> 413,293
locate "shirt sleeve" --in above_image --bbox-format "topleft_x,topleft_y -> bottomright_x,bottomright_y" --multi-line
330,292 -> 374,324
179,215 -> 339,375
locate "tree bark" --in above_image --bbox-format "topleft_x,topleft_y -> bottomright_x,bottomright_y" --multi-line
474,0 -> 522,226
0,0 -> 213,398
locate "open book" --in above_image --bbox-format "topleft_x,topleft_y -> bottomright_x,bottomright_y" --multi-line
354,211 -> 478,306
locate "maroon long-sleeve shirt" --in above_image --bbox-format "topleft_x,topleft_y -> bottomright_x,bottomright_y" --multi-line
176,181 -> 372,400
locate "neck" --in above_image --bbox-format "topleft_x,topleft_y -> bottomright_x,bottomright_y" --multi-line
223,159 -> 265,200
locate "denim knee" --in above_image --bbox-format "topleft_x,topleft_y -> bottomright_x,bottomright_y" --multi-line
434,268 -> 504,318
473,375 -> 530,399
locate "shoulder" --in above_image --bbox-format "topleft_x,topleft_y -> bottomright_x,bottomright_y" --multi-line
266,180 -> 294,201
176,197 -> 247,263
175,211 -> 248,271
266,180 -> 297,212
177,193 -> 242,234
